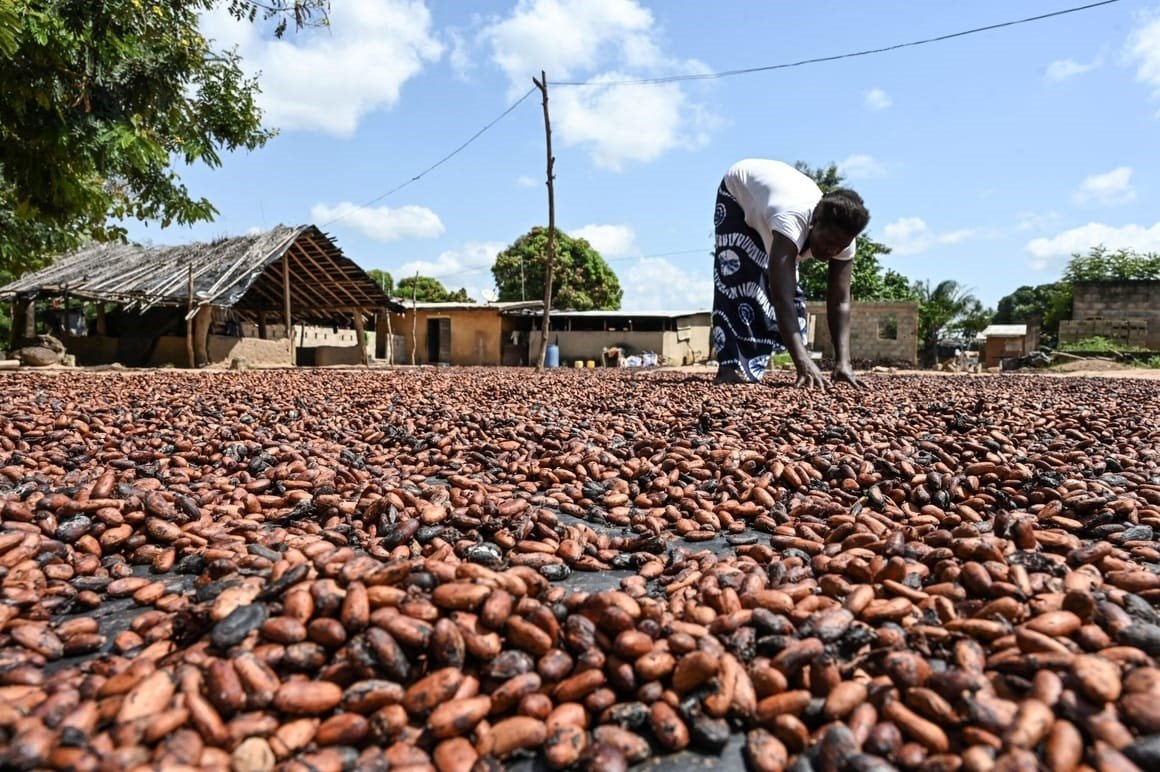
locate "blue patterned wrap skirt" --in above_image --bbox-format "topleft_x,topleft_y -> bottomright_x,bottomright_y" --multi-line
711,180 -> 807,382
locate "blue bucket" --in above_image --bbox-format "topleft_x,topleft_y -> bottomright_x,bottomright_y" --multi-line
545,344 -> 560,368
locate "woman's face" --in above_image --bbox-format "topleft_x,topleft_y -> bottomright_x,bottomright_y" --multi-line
808,225 -> 852,261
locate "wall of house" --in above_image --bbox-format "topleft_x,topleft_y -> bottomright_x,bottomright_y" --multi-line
60,335 -> 118,366
1065,281 -> 1160,348
527,325 -> 711,366
376,309 -> 504,365
1071,281 -> 1160,321
1059,319 -> 1157,349
153,335 -> 291,367
983,335 -> 1030,369
804,301 -> 919,365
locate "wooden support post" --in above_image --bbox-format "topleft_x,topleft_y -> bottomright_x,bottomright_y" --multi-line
186,267 -> 195,368
12,296 -> 35,346
533,70 -> 557,371
283,254 -> 294,365
258,312 -> 267,340
410,276 -> 418,366
95,303 -> 107,337
352,308 -> 368,366
193,306 -> 213,367
385,310 -> 394,366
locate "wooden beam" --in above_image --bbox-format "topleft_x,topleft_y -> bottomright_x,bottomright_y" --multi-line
352,307 -> 368,366
283,254 -> 294,365
186,267 -> 195,368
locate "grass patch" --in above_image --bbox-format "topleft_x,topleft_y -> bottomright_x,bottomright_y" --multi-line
1060,336 -> 1148,353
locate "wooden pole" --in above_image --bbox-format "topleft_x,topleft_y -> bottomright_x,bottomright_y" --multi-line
533,70 -> 557,371
95,302 -> 107,337
352,308 -> 367,366
386,309 -> 394,366
410,274 -> 418,366
283,254 -> 294,365
186,266 -> 195,368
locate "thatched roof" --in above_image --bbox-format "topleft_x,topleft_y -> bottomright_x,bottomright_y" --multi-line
0,224 -> 403,318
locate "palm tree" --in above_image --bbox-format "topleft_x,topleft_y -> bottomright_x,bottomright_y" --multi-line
912,280 -> 986,367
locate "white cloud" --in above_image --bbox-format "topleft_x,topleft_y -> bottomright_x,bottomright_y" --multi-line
200,0 -> 443,136
863,88 -> 892,110
1025,221 -> 1160,269
1045,57 -> 1100,81
1072,167 -> 1135,206
1126,13 -> 1160,101
554,76 -> 715,170
882,217 -> 975,256
446,29 -> 473,80
397,241 -> 507,301
571,224 -> 638,257
310,202 -> 444,242
481,0 -> 659,91
479,0 -> 715,169
1014,211 -> 1061,232
838,154 -> 885,180
516,176 -> 538,188
621,257 -> 712,311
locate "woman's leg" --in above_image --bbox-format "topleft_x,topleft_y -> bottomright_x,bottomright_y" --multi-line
711,181 -> 778,382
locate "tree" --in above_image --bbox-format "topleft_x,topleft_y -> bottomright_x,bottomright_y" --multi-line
911,279 -> 983,366
793,162 -> 902,301
367,269 -> 394,296
1061,245 -> 1160,283
493,227 -> 622,310
396,275 -> 472,303
0,1 -> 328,273
993,282 -> 1071,344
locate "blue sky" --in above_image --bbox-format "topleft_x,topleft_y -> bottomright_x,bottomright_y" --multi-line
127,0 -> 1160,310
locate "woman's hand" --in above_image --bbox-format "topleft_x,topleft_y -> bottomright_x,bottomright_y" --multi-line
832,362 -> 864,388
795,359 -> 828,390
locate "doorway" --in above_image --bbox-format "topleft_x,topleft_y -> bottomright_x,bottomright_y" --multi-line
427,317 -> 451,363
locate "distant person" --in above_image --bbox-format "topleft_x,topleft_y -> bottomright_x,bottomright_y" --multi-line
711,158 -> 870,389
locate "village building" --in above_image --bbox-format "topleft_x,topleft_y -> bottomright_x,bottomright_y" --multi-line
1,225 -> 401,368
513,309 -> 713,368
1059,279 -> 1160,350
375,300 -> 543,366
804,301 -> 920,367
976,323 -> 1040,369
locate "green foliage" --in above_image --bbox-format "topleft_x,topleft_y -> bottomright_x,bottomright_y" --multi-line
367,269 -> 394,295
993,282 -> 1071,344
396,275 -> 471,303
225,1 -> 329,39
792,162 -> 905,301
1062,245 -> 1160,283
0,1 -> 326,271
911,279 -> 986,366
492,227 -> 622,310
1059,336 -> 1147,353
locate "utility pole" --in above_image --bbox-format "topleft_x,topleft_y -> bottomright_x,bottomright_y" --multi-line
410,272 -> 418,366
533,70 -> 557,371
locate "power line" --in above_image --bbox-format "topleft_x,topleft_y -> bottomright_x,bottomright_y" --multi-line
555,0 -> 1123,87
320,87 -> 538,228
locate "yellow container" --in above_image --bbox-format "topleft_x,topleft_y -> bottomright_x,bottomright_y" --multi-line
587,360 -> 596,368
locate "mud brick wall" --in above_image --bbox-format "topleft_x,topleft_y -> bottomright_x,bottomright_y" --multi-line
805,301 -> 919,365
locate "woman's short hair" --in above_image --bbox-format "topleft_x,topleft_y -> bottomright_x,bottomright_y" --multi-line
815,188 -> 870,236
